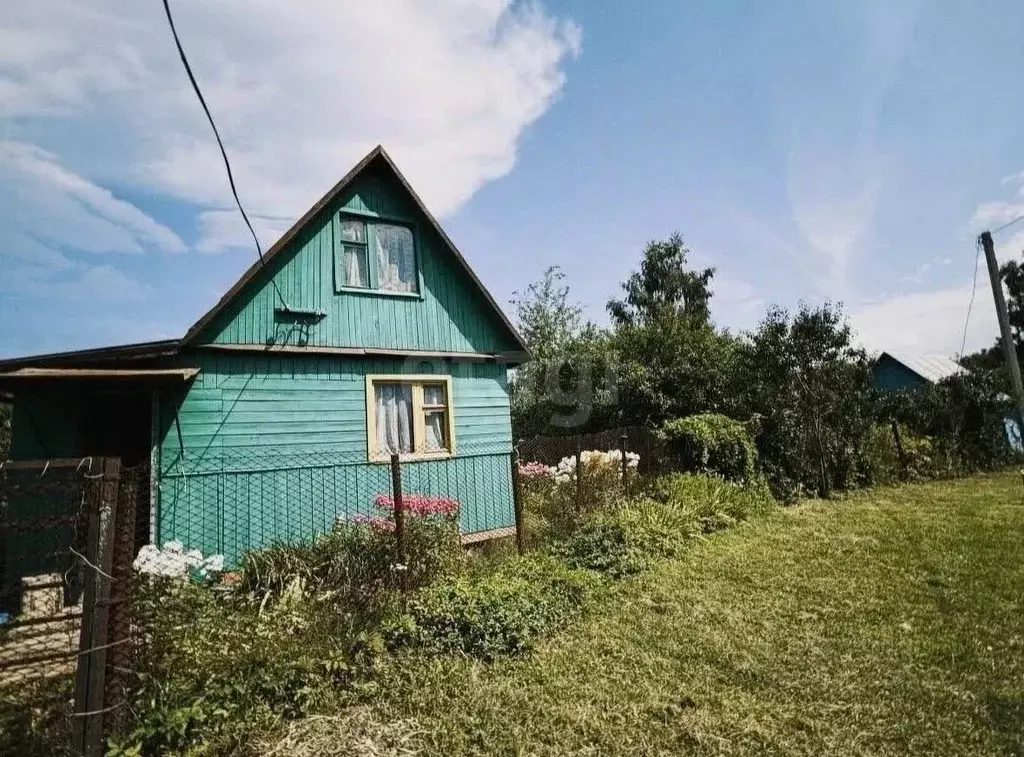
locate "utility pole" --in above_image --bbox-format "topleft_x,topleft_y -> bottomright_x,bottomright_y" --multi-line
980,230 -> 1024,429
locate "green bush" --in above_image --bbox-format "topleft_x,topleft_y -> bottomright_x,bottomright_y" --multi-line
659,414 -> 757,482
389,555 -> 599,661
613,496 -> 699,559
109,578 -> 381,757
859,422 -> 938,484
238,511 -> 463,613
649,472 -> 775,532
551,519 -> 646,578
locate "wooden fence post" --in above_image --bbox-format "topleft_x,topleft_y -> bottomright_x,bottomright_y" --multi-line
511,449 -> 525,554
73,457 -> 120,757
574,442 -> 583,513
389,454 -> 406,589
619,433 -> 629,495
890,420 -> 908,478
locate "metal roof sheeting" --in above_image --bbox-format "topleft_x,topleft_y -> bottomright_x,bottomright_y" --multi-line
882,352 -> 965,384
0,367 -> 199,381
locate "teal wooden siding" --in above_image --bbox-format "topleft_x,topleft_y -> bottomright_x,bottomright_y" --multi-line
155,352 -> 514,564
197,166 -> 519,354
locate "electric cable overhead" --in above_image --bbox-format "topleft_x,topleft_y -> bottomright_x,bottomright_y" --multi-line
958,236 -> 982,360
992,212 -> 1024,236
160,0 -> 288,310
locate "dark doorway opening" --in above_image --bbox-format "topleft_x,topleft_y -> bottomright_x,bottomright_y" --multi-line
78,388 -> 152,551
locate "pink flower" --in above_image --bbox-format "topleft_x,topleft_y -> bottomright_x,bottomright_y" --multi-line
351,514 -> 396,532
373,493 -> 460,518
518,461 -> 554,478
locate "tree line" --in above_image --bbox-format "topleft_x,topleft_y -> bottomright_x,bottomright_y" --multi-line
510,234 -> 1017,500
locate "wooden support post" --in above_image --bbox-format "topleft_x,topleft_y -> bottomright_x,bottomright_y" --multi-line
511,449 -> 525,554
890,420 -> 907,477
981,230 -> 1024,432
575,442 -> 583,513
619,433 -> 629,495
389,454 -> 406,589
73,457 -> 121,757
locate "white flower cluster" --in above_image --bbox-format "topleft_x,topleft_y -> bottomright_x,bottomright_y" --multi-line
553,449 -> 640,483
133,540 -> 225,579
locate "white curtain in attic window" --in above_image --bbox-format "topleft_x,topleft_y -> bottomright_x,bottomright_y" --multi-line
375,384 -> 413,455
344,246 -> 367,287
375,224 -> 416,292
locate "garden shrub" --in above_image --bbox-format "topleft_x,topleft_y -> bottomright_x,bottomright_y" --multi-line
859,422 -> 937,484
612,496 -> 699,559
649,472 -> 775,532
109,578 -> 381,757
551,518 -> 646,578
388,554 -> 599,660
238,494 -> 463,613
518,450 -> 639,542
658,413 -> 757,482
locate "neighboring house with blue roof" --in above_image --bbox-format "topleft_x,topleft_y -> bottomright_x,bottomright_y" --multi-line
871,352 -> 965,391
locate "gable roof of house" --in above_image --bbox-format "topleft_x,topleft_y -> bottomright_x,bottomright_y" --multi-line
877,351 -> 966,384
0,147 -> 528,371
181,145 -> 528,353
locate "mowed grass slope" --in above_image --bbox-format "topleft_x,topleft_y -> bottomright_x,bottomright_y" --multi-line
363,473 -> 1024,756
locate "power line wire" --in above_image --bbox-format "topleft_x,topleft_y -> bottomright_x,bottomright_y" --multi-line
160,0 -> 287,310
992,212 -> 1024,236
958,236 -> 982,360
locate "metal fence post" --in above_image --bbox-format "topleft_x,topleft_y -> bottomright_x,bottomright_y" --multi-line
574,442 -> 583,513
511,449 -> 525,554
619,433 -> 629,495
389,454 -> 406,589
73,457 -> 120,757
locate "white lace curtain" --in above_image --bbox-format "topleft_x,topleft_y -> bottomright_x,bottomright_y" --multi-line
375,224 -> 416,292
344,246 -> 367,287
375,384 -> 413,454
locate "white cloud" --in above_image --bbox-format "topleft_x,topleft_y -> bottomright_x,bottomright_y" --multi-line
996,230 -> 1024,264
0,141 -> 186,255
970,200 -> 1024,231
0,140 -> 173,306
710,275 -> 763,330
1,0 -> 581,255
786,147 -> 881,299
850,284 -> 998,356
1000,170 -> 1024,187
899,261 -> 932,286
194,210 -> 293,255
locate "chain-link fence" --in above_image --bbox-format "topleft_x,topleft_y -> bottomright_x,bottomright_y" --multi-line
0,457 -> 132,757
0,446 -> 518,754
153,441 -> 516,568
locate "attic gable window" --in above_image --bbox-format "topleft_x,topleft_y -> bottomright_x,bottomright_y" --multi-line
336,214 -> 418,294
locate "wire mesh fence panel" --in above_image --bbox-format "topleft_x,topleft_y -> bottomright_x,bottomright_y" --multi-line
516,426 -> 661,473
0,458 -> 98,757
155,449 -> 395,570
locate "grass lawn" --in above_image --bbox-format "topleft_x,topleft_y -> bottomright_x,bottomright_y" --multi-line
273,472 -> 1024,756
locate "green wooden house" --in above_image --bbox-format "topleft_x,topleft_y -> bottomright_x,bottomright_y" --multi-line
0,146 -> 528,566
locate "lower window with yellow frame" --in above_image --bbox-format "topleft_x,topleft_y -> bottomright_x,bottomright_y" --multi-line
365,374 -> 454,459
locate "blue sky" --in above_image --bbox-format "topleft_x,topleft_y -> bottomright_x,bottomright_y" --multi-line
2,1 -> 1023,358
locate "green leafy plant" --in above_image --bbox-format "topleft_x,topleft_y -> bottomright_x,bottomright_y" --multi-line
238,505 -> 463,614
658,413 -> 757,482
649,472 -> 775,532
613,496 -> 699,559
388,555 -> 599,661
109,577 -> 378,757
551,519 -> 646,577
